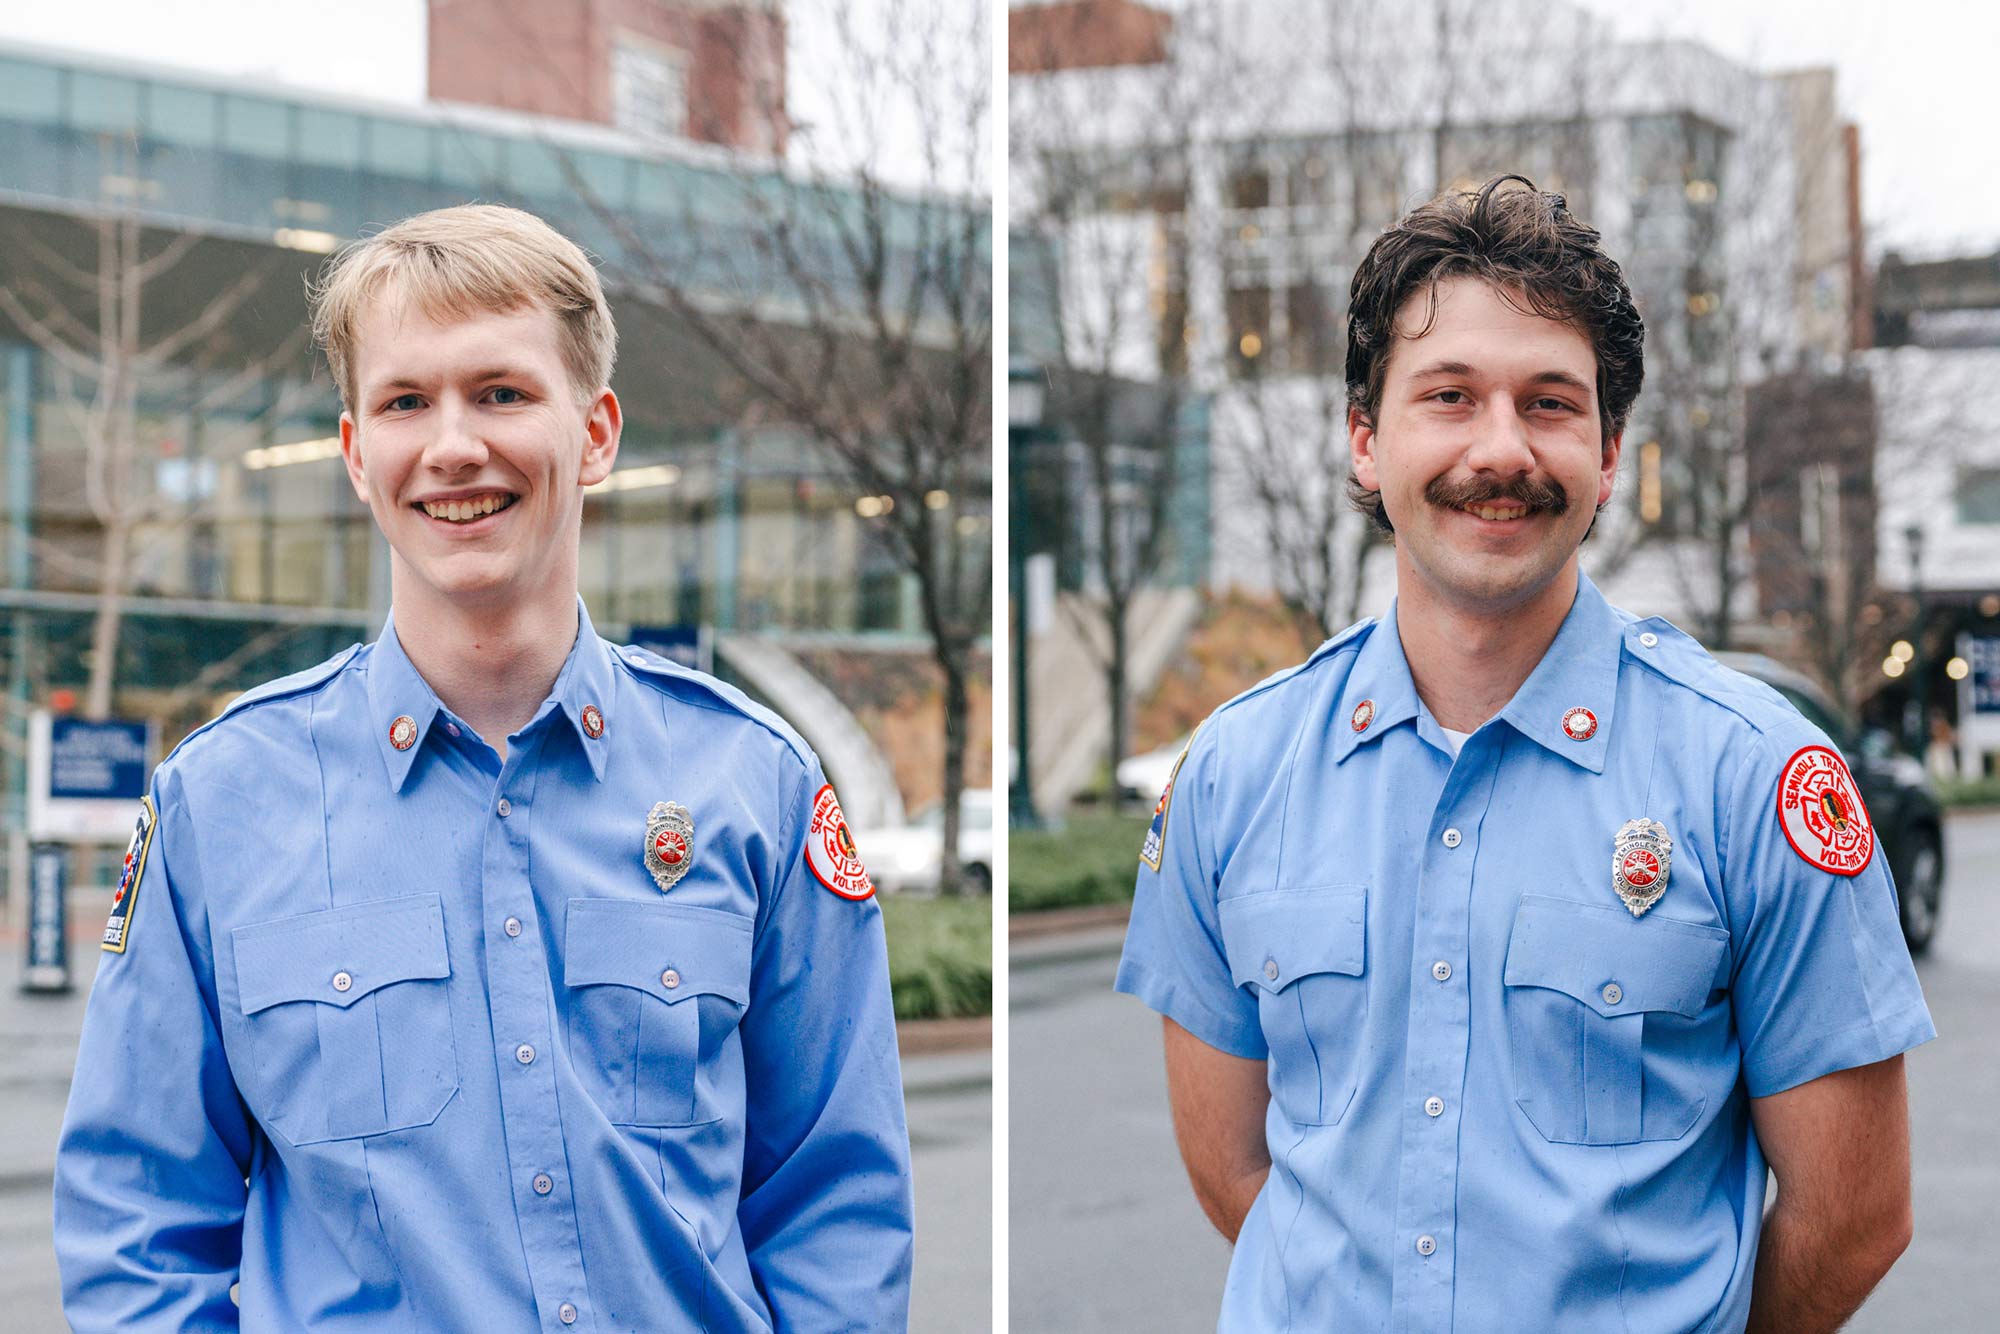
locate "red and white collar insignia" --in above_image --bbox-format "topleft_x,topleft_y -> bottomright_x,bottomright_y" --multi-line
1562,706 -> 1598,741
389,715 -> 418,751
1777,745 -> 1875,875
1351,699 -> 1376,733
581,704 -> 605,739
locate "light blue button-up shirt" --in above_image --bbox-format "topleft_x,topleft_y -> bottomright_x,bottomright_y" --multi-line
1117,574 -> 1934,1333
55,602 -> 913,1332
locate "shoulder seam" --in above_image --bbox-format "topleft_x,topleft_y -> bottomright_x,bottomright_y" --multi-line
614,649 -> 812,769
165,643 -> 362,763
1214,619 -> 1373,719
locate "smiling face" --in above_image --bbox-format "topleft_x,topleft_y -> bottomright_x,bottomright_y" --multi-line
1350,276 -> 1621,618
339,298 -> 620,622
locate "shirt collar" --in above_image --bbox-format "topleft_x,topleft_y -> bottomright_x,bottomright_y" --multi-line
1334,571 -> 1622,772
366,597 -> 616,791
1495,570 -> 1621,773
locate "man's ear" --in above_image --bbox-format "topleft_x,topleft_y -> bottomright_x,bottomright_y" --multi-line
579,387 -> 622,488
339,412 -> 370,505
1349,404 -> 1380,493
1598,429 -> 1624,509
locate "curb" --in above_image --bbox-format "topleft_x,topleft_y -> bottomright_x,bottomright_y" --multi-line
897,1015 -> 990,1058
1007,902 -> 1131,941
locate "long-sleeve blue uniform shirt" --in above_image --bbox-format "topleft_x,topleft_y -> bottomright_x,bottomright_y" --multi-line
55,601 -> 913,1332
1117,573 -> 1934,1333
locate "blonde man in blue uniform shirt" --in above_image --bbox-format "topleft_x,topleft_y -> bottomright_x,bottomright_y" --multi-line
1117,177 -> 1932,1333
55,204 -> 913,1332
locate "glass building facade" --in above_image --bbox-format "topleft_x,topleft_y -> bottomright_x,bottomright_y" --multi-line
0,42 -> 988,874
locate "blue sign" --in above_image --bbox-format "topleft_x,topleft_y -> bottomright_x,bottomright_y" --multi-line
48,720 -> 151,800
629,624 -> 712,675
1972,637 -> 2000,715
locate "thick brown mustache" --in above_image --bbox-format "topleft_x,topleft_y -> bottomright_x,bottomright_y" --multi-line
1425,474 -> 1570,516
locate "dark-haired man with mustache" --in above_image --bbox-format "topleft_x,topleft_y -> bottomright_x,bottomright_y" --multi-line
1116,177 -> 1932,1333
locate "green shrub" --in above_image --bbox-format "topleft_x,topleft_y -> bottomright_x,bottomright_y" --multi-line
1008,814 -> 1152,913
1936,776 -> 2000,808
880,893 -> 992,1020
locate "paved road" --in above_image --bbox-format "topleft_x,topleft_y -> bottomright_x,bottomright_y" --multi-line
1011,808 -> 2000,1332
0,938 -> 990,1333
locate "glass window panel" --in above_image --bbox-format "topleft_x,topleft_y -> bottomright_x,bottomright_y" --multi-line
504,137 -> 570,198
366,117 -> 432,176
569,148 -> 631,211
70,71 -> 141,135
147,84 -> 216,149
221,95 -> 289,156
437,127 -> 502,189
1958,468 -> 2000,525
296,107 -> 361,168
0,58 -> 61,120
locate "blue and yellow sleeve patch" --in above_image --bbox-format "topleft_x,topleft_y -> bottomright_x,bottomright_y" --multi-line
101,796 -> 156,954
1139,737 -> 1196,871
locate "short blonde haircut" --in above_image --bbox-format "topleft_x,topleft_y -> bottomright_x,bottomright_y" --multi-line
311,204 -> 618,410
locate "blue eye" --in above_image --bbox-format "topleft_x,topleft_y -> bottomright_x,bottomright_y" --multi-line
488,387 -> 524,405
387,394 -> 422,412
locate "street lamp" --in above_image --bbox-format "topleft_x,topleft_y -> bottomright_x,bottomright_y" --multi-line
1008,362 -> 1048,829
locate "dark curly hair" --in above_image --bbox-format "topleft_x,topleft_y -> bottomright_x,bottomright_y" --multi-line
1344,175 -> 1645,535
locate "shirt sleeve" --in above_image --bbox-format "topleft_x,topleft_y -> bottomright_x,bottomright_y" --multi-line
54,766 -> 254,1332
736,755 -> 913,1330
1113,721 -> 1266,1059
1722,724 -> 1937,1098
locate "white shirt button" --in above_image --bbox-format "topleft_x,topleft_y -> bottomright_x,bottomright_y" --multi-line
496,797 -> 512,817
504,916 -> 522,938
661,969 -> 681,990
1639,632 -> 1659,648
1441,828 -> 1462,848
1425,1096 -> 1444,1117
559,1303 -> 578,1324
1602,982 -> 1623,1006
1417,1234 -> 1437,1256
1431,960 -> 1452,982
1263,958 -> 1280,982
533,1173 -> 553,1196
331,970 -> 352,993
515,1043 -> 536,1065
443,722 -> 460,737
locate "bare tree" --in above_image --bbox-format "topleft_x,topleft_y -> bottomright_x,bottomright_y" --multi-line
0,136 -> 312,720
557,0 -> 990,889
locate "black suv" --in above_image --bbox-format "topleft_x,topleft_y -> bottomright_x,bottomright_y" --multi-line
1716,653 -> 1945,957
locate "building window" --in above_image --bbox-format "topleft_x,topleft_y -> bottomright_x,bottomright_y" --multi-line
612,37 -> 687,140
1957,467 -> 2000,525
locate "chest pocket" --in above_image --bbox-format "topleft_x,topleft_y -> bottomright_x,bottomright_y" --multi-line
230,893 -> 458,1145
564,899 -> 752,1127
1503,894 -> 1729,1145
1219,886 -> 1368,1127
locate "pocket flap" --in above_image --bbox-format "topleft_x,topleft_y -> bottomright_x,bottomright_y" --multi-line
1219,886 -> 1367,994
233,893 -> 449,1015
564,899 -> 753,1006
1504,894 -> 1728,1018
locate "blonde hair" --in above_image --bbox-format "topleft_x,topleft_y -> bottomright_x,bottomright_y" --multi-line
311,204 -> 618,410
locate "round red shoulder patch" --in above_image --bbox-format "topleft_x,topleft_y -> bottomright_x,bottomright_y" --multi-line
1776,744 -> 1874,876
805,784 -> 875,900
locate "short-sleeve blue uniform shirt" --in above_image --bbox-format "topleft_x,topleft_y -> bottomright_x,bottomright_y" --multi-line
55,601 -> 913,1332
1117,573 -> 1934,1333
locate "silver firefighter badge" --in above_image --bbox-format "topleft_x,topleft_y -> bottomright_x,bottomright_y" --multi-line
645,802 -> 696,892
1612,817 -> 1673,917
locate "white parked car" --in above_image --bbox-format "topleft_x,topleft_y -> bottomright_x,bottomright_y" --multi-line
856,788 -> 995,895
1117,737 -> 1190,805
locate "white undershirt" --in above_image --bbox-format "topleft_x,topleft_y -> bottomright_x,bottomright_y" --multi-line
1440,726 -> 1472,757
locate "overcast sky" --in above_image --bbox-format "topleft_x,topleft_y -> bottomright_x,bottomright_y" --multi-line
0,0 -> 1989,254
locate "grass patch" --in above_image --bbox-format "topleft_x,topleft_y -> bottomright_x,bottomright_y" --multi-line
881,893 -> 992,1021
1937,776 -> 2000,808
1008,813 -> 1152,913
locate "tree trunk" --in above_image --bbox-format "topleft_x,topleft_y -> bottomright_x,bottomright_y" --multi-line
937,639 -> 969,896
85,516 -> 129,721
1106,597 -> 1129,806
